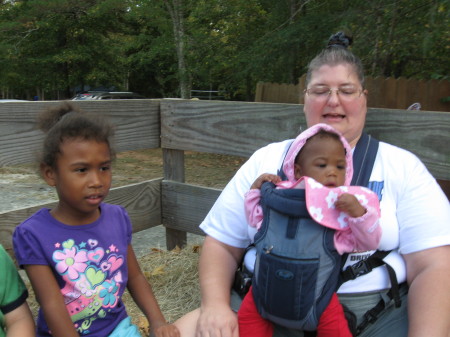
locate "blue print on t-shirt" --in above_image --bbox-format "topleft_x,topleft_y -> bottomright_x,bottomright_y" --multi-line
367,181 -> 384,201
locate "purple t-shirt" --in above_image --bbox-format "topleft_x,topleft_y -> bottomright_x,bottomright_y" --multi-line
13,203 -> 131,336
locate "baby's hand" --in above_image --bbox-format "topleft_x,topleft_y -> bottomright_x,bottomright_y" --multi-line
335,193 -> 366,218
153,323 -> 180,337
251,173 -> 281,190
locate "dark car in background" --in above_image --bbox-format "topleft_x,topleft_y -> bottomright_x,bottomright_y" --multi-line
72,91 -> 145,100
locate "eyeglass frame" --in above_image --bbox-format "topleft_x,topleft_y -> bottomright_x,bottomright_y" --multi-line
304,86 -> 365,100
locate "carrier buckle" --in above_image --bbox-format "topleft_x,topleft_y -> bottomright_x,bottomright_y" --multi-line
345,260 -> 370,280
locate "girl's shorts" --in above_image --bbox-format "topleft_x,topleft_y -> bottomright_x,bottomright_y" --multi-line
109,317 -> 142,337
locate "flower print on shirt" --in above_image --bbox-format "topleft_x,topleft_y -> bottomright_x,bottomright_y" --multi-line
99,280 -> 120,307
54,239 -> 88,280
52,238 -> 125,335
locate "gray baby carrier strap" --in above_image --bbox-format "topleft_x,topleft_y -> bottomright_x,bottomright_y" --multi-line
252,183 -> 341,331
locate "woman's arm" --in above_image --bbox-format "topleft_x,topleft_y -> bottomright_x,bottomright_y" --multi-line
404,245 -> 450,337
126,245 -> 180,337
25,264 -> 79,337
4,302 -> 35,337
195,236 -> 245,337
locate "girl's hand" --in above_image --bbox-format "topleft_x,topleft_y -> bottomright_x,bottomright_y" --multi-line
335,193 -> 366,218
251,173 -> 281,190
153,323 -> 180,337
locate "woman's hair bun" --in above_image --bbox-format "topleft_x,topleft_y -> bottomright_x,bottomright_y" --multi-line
327,31 -> 353,49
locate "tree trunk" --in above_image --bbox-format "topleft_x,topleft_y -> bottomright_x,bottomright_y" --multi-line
383,0 -> 398,77
164,0 -> 191,99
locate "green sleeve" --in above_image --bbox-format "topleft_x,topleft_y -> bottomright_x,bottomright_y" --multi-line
0,245 -> 28,315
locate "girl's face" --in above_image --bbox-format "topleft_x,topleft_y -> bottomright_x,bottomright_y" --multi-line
294,136 -> 347,187
304,64 -> 367,148
42,138 -> 112,225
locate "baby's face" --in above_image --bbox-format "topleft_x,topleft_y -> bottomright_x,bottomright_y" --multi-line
294,136 -> 346,187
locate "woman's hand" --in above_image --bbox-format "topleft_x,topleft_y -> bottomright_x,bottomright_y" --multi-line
196,236 -> 244,337
196,304 -> 239,337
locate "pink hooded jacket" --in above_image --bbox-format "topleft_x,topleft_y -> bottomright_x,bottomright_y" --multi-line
244,123 -> 381,254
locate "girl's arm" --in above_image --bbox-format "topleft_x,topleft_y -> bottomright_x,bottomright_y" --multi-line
250,173 -> 281,190
24,264 -> 79,337
334,193 -> 381,253
244,189 -> 263,229
244,173 -> 281,229
345,206 -> 381,251
4,302 -> 35,337
126,245 -> 180,337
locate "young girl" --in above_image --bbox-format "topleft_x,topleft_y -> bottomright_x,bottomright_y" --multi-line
12,103 -> 180,337
238,123 -> 382,337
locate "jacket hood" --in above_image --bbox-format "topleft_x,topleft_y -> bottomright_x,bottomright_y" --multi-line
282,123 -> 353,185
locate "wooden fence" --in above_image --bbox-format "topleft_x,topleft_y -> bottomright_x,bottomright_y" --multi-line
255,75 -> 450,112
1,99 -> 449,254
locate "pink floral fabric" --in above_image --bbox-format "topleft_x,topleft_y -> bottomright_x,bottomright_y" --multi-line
303,176 -> 380,231
245,177 -> 381,254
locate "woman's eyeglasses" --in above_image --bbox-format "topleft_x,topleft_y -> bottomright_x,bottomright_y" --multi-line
304,86 -> 364,102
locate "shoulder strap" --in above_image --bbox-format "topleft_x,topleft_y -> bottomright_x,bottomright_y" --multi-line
277,140 -> 294,181
351,133 -> 379,187
342,135 -> 403,335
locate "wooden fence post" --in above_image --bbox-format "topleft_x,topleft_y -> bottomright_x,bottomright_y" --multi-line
162,148 -> 187,250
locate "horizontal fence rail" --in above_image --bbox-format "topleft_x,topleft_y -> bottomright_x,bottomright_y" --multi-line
161,100 -> 450,181
1,99 -> 449,252
160,100 -> 305,157
0,99 -> 161,166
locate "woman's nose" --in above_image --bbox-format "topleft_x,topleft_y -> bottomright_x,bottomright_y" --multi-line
326,90 -> 340,105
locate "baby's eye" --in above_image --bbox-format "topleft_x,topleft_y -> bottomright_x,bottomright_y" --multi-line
337,165 -> 346,170
75,168 -> 87,173
100,166 -> 110,172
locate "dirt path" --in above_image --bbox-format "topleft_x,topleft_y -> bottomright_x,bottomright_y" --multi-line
0,148 -> 246,213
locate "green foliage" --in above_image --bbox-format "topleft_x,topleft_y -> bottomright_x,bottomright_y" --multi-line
0,0 -> 447,100
0,0 -> 131,99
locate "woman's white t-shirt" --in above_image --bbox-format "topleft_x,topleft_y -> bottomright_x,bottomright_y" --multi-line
200,140 -> 450,293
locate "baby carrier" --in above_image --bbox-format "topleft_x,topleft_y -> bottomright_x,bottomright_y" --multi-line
251,183 -> 341,331
245,133 -> 402,334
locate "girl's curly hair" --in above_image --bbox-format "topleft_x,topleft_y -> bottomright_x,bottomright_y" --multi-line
37,102 -> 115,168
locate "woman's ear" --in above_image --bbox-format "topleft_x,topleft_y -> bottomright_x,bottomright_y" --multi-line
40,163 -> 56,187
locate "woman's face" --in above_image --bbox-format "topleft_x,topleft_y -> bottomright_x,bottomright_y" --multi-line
304,64 -> 367,148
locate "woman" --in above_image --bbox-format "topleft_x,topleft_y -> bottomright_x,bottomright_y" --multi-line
174,33 -> 450,337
